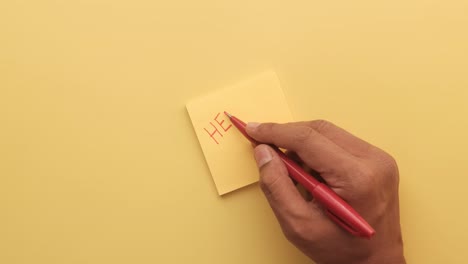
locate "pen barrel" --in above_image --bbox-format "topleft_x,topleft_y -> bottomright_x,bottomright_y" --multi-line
312,183 -> 375,238
229,116 -> 258,145
277,150 -> 319,189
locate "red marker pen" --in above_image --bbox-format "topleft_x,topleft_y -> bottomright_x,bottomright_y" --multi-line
225,112 -> 375,238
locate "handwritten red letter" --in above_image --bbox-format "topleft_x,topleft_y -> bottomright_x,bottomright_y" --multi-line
214,112 -> 232,132
204,122 -> 223,144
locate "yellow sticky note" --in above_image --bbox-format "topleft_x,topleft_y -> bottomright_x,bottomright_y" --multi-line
186,71 -> 293,195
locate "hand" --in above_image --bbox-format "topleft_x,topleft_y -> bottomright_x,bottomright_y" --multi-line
246,120 -> 405,264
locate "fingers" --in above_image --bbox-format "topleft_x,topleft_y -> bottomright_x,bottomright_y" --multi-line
253,145 -> 310,213
296,120 -> 374,157
247,123 -> 359,186
253,144 -> 326,233
285,150 -> 323,183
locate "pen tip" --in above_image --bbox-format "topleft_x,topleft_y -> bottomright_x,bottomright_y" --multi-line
224,111 -> 232,118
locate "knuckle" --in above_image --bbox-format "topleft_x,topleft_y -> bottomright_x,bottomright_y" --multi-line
309,119 -> 333,133
283,215 -> 325,245
259,170 -> 283,197
348,164 -> 378,196
258,122 -> 275,134
292,126 -> 314,144
372,148 -> 399,175
351,156 -> 399,197
374,151 -> 400,181
283,220 -> 308,242
381,155 -> 400,185
382,155 -> 399,175
361,163 -> 377,179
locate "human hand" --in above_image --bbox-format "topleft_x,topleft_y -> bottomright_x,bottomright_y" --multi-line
246,120 -> 405,264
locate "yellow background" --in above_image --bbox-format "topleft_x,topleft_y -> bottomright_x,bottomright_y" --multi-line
1,1 -> 467,263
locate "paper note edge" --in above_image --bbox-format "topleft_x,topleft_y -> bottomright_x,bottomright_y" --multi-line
185,70 -> 295,196
185,104 -> 224,195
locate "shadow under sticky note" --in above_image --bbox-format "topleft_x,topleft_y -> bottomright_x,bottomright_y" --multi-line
186,71 -> 293,195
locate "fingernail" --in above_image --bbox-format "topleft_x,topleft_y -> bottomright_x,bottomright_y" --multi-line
254,145 -> 272,168
246,122 -> 260,132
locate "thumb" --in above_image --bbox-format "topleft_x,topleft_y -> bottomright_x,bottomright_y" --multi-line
253,144 -> 312,220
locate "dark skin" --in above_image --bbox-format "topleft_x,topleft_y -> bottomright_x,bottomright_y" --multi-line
245,120 -> 406,264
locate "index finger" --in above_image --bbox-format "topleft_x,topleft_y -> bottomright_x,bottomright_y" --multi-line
246,122 -> 359,186
292,120 -> 375,157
